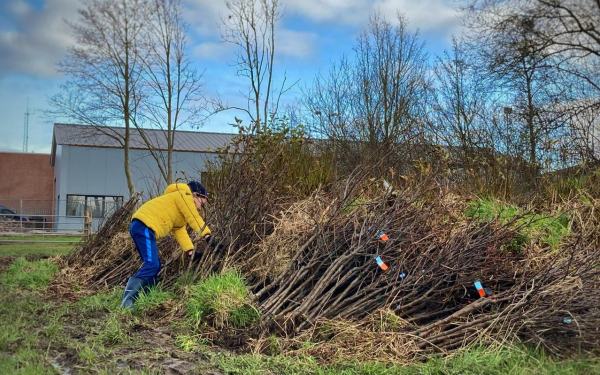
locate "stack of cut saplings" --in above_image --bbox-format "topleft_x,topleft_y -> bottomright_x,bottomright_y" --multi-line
51,138 -> 600,361
238,182 -> 600,359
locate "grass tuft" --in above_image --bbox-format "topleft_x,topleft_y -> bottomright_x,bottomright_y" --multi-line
76,288 -> 123,313
98,313 -> 130,345
186,269 -> 260,329
176,334 -> 209,352
134,284 -> 176,313
465,198 -> 570,252
0,257 -> 58,290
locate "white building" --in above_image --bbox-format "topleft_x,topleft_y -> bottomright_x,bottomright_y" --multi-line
50,123 -> 236,231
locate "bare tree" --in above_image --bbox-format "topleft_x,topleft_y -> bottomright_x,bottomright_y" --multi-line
465,0 -> 600,169
220,0 -> 293,132
428,37 -> 490,162
465,4 -> 571,178
49,0 -> 148,195
530,0 -> 599,97
559,95 -> 600,166
302,13 -> 430,167
138,0 -> 206,184
355,13 -> 429,146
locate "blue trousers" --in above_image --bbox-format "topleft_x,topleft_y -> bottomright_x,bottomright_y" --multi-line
130,219 -> 161,282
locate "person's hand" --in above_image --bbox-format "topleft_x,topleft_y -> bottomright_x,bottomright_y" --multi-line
204,235 -> 225,251
187,250 -> 203,262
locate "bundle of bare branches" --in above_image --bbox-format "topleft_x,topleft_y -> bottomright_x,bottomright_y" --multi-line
53,133 -> 600,359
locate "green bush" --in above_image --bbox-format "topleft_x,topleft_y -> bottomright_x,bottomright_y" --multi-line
205,122 -> 337,199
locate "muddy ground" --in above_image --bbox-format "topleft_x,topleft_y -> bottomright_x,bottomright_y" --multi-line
0,254 -> 231,375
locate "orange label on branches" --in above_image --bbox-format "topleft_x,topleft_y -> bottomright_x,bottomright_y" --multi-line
375,256 -> 389,270
474,281 -> 486,297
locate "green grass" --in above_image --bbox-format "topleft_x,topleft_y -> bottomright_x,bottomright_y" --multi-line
404,346 -> 600,375
0,274 -> 57,373
97,314 -> 131,345
134,284 -> 177,313
0,257 -> 58,290
0,348 -> 57,375
0,235 -> 82,242
465,198 -> 571,252
208,346 -> 600,375
0,248 -> 597,374
176,334 -> 210,352
75,288 -> 123,313
0,275 -> 598,375
186,269 -> 260,329
0,235 -> 79,256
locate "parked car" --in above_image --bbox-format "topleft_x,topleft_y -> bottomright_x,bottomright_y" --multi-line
0,205 -> 28,221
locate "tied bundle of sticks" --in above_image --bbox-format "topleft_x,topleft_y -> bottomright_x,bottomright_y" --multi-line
248,175 -> 520,332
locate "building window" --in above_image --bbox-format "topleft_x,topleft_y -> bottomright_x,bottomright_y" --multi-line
66,195 -> 85,217
66,195 -> 123,218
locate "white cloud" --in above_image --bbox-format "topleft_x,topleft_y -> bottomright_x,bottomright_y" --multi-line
376,0 -> 463,34
284,0 -> 372,25
186,1 -> 318,62
192,41 -> 234,61
193,29 -> 317,63
0,0 -> 78,78
276,28 -> 318,60
8,0 -> 34,17
284,0 -> 464,35
183,0 -> 230,37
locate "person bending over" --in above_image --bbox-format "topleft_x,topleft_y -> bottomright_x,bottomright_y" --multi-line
120,180 -> 215,309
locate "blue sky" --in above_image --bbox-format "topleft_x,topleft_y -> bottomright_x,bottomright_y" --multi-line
0,0 -> 465,154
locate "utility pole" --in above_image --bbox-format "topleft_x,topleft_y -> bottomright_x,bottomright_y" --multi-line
23,98 -> 30,152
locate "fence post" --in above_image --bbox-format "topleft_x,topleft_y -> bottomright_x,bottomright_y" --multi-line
84,210 -> 92,238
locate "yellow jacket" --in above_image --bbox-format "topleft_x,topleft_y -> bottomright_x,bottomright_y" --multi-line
132,183 -> 211,252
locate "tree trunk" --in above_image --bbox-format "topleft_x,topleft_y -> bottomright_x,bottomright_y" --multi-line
124,117 -> 136,196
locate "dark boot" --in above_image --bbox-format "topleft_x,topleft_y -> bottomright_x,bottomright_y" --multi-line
120,276 -> 148,309
146,276 -> 160,290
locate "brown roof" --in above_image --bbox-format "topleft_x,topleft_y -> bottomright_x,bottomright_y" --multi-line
51,123 -> 237,165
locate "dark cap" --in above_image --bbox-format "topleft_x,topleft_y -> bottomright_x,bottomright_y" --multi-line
188,181 -> 208,199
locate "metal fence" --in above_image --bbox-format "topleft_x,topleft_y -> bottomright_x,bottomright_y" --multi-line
0,198 -> 54,215
0,198 -> 106,238
0,214 -> 86,233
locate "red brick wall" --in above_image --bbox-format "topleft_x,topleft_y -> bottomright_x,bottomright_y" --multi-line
0,152 -> 54,212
